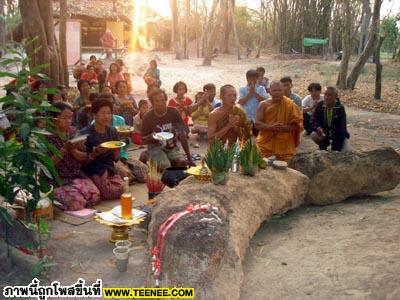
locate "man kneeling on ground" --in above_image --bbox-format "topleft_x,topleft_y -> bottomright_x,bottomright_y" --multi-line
311,86 -> 350,151
141,88 -> 195,169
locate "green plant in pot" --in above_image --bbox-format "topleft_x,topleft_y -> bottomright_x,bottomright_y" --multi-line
205,139 -> 236,185
239,137 -> 263,176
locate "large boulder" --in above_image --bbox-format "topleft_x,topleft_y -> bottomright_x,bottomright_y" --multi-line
289,147 -> 400,205
148,168 -> 308,299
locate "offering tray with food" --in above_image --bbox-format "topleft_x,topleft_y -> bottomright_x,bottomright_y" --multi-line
186,162 -> 211,181
116,125 -> 135,136
100,141 -> 126,149
94,208 -> 146,242
153,131 -> 174,141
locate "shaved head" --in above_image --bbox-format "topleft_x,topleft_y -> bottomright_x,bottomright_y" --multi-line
269,81 -> 284,89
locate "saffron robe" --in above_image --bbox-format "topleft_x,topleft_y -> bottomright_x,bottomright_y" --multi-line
256,96 -> 303,162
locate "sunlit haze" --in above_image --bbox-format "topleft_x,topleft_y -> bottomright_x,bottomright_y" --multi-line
146,0 -> 399,18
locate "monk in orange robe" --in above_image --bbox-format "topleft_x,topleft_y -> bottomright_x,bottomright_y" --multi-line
255,81 -> 303,162
208,84 -> 252,146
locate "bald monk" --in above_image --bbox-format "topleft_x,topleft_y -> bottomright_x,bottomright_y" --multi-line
208,84 -> 252,146
255,81 -> 303,162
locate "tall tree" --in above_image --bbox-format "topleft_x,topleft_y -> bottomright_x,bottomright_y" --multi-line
19,0 -> 64,85
336,0 -> 352,89
201,0 -> 219,57
346,0 -> 382,90
59,0 -> 68,86
374,32 -> 384,100
228,0 -> 240,60
195,0 -> 200,57
220,0 -> 231,53
358,0 -> 372,54
327,2 -> 336,60
170,0 -> 184,59
184,0 -> 190,59
256,0 -> 267,58
202,2 -> 222,66
0,0 -> 5,48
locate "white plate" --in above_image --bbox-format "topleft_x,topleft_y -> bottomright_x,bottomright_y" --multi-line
153,132 -> 174,141
69,134 -> 89,144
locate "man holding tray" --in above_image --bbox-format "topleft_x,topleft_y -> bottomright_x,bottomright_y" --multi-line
141,88 -> 195,170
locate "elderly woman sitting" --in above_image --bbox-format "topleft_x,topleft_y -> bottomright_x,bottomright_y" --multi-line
47,102 -> 100,211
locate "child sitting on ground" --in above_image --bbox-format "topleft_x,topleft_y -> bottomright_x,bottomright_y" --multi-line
168,81 -> 193,128
132,99 -> 150,145
191,92 -> 211,140
143,60 -> 161,94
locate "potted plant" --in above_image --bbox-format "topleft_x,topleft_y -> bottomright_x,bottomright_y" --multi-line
205,139 -> 236,185
239,137 -> 263,176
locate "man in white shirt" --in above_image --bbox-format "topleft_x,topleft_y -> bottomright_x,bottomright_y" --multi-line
302,82 -> 324,135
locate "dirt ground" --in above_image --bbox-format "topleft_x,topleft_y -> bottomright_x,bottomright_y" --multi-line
1,51 -> 400,299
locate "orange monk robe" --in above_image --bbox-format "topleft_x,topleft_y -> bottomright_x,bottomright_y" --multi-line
256,96 -> 303,162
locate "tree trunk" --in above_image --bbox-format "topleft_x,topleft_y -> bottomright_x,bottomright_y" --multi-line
19,0 -> 63,85
374,35 -> 384,100
336,0 -> 352,89
256,0 -> 266,59
184,0 -> 190,59
272,1 -> 277,45
195,0 -> 200,58
228,0 -> 240,60
346,0 -> 382,90
327,2 -> 336,60
220,0 -> 231,54
170,0 -> 184,60
201,0 -> 219,57
59,0 -> 68,86
202,3 -> 222,66
358,0 -> 371,54
0,0 -> 6,47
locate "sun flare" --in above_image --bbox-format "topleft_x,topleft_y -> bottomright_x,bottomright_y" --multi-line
131,0 -> 149,51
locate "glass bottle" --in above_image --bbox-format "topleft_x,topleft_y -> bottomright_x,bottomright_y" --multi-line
120,177 -> 132,220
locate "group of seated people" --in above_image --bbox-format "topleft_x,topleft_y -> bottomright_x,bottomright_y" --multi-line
1,59 -> 350,213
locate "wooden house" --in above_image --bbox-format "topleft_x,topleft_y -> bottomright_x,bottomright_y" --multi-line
53,0 -> 133,64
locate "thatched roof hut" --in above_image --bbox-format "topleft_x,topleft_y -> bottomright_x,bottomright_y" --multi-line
53,0 -> 133,23
53,0 -> 134,48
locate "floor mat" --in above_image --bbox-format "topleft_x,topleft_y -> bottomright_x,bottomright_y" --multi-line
54,210 -> 93,226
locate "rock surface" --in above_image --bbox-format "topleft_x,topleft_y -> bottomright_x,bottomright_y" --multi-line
289,147 -> 400,205
148,168 -> 309,299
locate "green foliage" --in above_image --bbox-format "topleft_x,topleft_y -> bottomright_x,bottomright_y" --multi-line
234,6 -> 261,48
381,17 -> 399,54
205,139 -> 236,173
0,41 -> 61,225
239,137 -> 262,176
